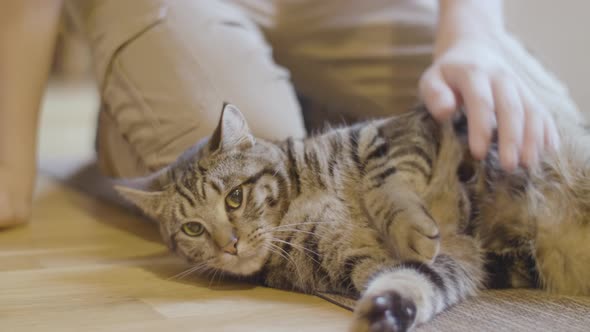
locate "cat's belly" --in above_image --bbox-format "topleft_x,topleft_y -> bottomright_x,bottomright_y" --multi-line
535,219 -> 590,296
470,180 -> 590,295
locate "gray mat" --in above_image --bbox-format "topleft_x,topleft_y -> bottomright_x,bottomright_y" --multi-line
316,289 -> 590,331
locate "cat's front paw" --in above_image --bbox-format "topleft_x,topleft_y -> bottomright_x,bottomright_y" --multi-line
351,290 -> 417,332
389,208 -> 440,264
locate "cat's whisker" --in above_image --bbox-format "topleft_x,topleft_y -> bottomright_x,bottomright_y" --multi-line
271,167 -> 280,177
264,242 -> 295,265
263,243 -> 291,266
177,261 -> 214,280
268,243 -> 297,265
204,263 -> 220,280
265,228 -> 318,236
168,261 -> 211,281
261,222 -> 330,235
172,268 -> 201,281
208,267 -> 220,288
265,242 -> 305,287
270,238 -> 322,265
271,238 -> 319,256
169,269 -> 193,281
211,268 -> 221,287
268,221 -> 327,230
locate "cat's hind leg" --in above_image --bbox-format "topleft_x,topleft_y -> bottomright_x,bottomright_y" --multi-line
350,234 -> 484,332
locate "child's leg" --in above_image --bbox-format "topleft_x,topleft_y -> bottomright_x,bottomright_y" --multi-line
64,0 -> 307,178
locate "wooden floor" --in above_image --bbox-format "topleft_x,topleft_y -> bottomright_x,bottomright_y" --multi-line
0,80 -> 351,332
3,78 -> 590,332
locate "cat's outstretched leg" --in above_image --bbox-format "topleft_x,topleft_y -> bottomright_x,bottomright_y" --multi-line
350,235 -> 484,332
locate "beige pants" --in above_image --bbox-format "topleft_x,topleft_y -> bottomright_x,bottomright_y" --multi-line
64,0 -> 579,179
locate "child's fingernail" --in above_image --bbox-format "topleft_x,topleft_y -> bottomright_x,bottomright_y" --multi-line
525,149 -> 539,169
503,146 -> 519,172
471,139 -> 486,160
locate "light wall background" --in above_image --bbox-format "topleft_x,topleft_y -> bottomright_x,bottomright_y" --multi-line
505,1 -> 589,113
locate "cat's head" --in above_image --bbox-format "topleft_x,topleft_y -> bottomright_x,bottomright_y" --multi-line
115,104 -> 290,276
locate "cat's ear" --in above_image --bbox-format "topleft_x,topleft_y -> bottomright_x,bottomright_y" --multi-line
112,168 -> 171,220
115,187 -> 164,220
209,103 -> 255,152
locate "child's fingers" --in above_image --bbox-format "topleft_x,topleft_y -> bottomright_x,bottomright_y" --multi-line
492,75 -> 524,172
444,66 -> 496,160
518,84 -> 559,170
521,110 -> 543,169
544,114 -> 560,152
419,68 -> 457,121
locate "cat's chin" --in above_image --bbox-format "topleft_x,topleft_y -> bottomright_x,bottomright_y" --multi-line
217,251 -> 268,276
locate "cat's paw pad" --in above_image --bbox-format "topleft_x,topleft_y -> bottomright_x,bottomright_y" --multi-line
390,210 -> 440,263
352,291 -> 417,332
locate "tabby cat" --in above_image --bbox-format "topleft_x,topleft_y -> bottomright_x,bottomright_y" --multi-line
115,103 -> 590,332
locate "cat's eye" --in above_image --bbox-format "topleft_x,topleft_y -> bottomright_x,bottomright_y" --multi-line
181,222 -> 205,237
225,186 -> 243,210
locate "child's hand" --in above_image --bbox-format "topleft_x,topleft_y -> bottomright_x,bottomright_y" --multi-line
419,37 -> 559,172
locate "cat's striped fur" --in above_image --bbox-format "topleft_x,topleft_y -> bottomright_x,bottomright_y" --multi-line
116,103 -> 590,332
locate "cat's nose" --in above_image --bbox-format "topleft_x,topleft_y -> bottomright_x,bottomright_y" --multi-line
222,236 -> 239,255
